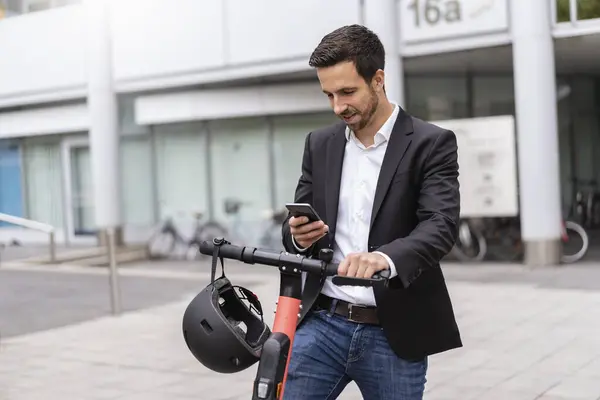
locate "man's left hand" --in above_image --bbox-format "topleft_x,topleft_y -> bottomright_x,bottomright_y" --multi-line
337,252 -> 389,279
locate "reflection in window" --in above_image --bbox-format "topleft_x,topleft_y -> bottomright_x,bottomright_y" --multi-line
557,0 -> 571,22
26,1 -> 51,13
0,0 -> 81,17
577,0 -> 600,20
406,75 -> 516,120
0,0 -> 21,18
54,0 -> 80,5
472,76 -> 515,117
405,76 -> 469,122
208,117 -> 271,247
556,0 -> 600,22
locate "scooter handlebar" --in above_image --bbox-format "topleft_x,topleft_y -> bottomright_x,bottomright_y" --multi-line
199,238 -> 389,287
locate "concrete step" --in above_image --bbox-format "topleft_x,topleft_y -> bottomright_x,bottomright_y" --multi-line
14,245 -> 149,266
17,246 -> 107,264
76,247 -> 149,267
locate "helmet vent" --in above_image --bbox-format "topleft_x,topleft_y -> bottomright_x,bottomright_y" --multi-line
200,319 -> 213,333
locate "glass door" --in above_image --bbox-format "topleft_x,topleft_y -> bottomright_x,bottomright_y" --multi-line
69,145 -> 96,235
0,141 -> 24,227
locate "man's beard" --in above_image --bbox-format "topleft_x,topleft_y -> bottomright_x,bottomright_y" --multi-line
343,91 -> 379,132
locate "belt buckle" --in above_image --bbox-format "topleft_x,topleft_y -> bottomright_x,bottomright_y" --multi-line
347,303 -> 368,323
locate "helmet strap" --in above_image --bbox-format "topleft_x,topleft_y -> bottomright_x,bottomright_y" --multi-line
236,285 -> 264,322
210,239 -> 228,284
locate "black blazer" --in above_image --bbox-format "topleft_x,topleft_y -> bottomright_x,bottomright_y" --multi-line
282,106 -> 463,361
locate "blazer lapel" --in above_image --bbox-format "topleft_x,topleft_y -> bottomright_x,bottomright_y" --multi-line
325,123 -> 347,240
370,110 -> 414,230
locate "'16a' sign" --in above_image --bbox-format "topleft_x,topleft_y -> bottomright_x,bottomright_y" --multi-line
407,0 -> 462,27
400,0 -> 509,43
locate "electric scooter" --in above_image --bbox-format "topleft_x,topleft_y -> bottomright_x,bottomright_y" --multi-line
199,237 -> 390,400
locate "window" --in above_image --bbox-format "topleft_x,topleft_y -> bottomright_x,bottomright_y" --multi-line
208,117 -> 271,247
21,137 -> 64,228
271,113 -> 338,207
120,137 -> 154,227
557,0 -> 600,22
0,0 -> 22,18
20,0 -> 80,14
405,76 -> 469,122
472,76 -> 515,117
23,0 -> 51,12
153,122 -> 210,222
54,0 -> 80,5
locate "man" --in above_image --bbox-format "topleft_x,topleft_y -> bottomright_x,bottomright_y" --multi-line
281,24 -> 462,399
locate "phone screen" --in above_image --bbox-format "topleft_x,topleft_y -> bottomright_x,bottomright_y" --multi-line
285,203 -> 322,222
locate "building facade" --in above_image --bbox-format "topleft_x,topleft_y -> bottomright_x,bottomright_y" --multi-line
1,0 -> 599,265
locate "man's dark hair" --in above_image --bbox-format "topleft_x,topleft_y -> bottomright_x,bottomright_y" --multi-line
309,24 -> 385,83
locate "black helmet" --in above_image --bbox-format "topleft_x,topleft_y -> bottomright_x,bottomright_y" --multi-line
182,275 -> 271,374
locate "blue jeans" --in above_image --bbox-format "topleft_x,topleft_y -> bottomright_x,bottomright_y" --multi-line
282,307 -> 428,400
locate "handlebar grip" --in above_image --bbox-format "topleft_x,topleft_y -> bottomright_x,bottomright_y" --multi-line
331,268 -> 391,288
324,265 -> 389,278
324,263 -> 339,276
198,240 -> 213,255
198,240 -> 245,261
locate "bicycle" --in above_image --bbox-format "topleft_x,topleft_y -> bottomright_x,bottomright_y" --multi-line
183,238 -> 390,400
560,220 -> 590,263
482,217 -> 524,262
257,209 -> 288,251
459,216 -> 589,264
215,197 -> 288,252
450,218 -> 487,262
146,211 -> 227,260
570,178 -> 600,229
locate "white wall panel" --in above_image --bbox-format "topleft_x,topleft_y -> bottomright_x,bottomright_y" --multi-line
0,103 -> 89,138
0,5 -> 86,103
0,1 -> 360,105
135,82 -> 329,125
109,0 -> 225,81
225,0 -> 361,64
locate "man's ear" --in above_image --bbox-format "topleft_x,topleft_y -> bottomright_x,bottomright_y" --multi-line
372,69 -> 385,92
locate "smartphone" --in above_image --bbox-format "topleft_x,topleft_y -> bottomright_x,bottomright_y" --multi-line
285,203 -> 322,223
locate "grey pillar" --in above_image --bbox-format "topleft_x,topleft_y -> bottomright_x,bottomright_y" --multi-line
83,0 -> 122,245
511,0 -> 562,265
363,0 -> 405,106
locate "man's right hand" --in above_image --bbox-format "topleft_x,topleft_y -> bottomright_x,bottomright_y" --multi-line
289,216 -> 329,249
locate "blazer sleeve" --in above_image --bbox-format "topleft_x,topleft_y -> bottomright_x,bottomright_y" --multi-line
281,131 -> 322,257
377,129 -> 460,288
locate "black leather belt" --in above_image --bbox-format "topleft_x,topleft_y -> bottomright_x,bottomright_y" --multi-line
314,294 -> 379,325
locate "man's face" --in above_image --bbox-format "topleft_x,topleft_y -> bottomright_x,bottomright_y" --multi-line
317,61 -> 380,132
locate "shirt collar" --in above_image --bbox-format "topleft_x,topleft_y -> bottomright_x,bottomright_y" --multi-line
344,103 -> 400,144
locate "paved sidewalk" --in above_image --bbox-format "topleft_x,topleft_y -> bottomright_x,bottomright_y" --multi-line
1,266 -> 600,399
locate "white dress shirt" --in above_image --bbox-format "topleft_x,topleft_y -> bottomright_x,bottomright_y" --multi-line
294,104 -> 400,306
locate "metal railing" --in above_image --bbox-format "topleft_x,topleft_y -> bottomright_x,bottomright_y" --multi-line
0,212 -> 56,263
0,213 -> 122,315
